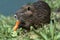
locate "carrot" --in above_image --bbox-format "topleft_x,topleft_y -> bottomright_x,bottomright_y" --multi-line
13,20 -> 20,31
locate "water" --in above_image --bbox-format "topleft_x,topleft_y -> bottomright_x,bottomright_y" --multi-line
0,0 -> 37,16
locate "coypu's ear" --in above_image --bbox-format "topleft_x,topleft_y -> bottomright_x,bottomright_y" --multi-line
27,7 -> 31,11
27,6 -> 34,11
25,6 -> 33,16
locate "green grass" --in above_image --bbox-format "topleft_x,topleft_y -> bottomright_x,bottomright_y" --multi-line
0,12 -> 60,40
44,0 -> 60,10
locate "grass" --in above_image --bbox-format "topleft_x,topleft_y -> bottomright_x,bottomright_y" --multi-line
0,12 -> 60,40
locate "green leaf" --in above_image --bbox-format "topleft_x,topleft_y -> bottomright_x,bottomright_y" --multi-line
49,20 -> 55,40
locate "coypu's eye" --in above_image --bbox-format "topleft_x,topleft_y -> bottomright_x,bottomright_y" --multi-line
14,15 -> 17,18
27,7 -> 31,11
14,15 -> 18,20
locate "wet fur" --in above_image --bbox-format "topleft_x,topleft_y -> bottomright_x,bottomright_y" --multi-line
15,1 -> 51,30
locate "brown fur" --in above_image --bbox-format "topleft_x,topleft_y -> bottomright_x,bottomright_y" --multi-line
15,1 -> 51,30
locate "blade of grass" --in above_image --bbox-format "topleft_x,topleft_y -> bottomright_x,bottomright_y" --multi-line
54,33 -> 60,40
50,20 -> 55,40
32,28 -> 49,40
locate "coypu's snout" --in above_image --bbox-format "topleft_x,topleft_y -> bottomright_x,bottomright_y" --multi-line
13,15 -> 25,31
13,15 -> 21,31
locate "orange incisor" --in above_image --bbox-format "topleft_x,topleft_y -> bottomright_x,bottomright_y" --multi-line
13,20 -> 20,31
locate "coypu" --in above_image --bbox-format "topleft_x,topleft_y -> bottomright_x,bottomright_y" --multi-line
13,0 -> 51,31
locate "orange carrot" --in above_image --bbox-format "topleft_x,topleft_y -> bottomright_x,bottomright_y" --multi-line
13,20 -> 20,31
